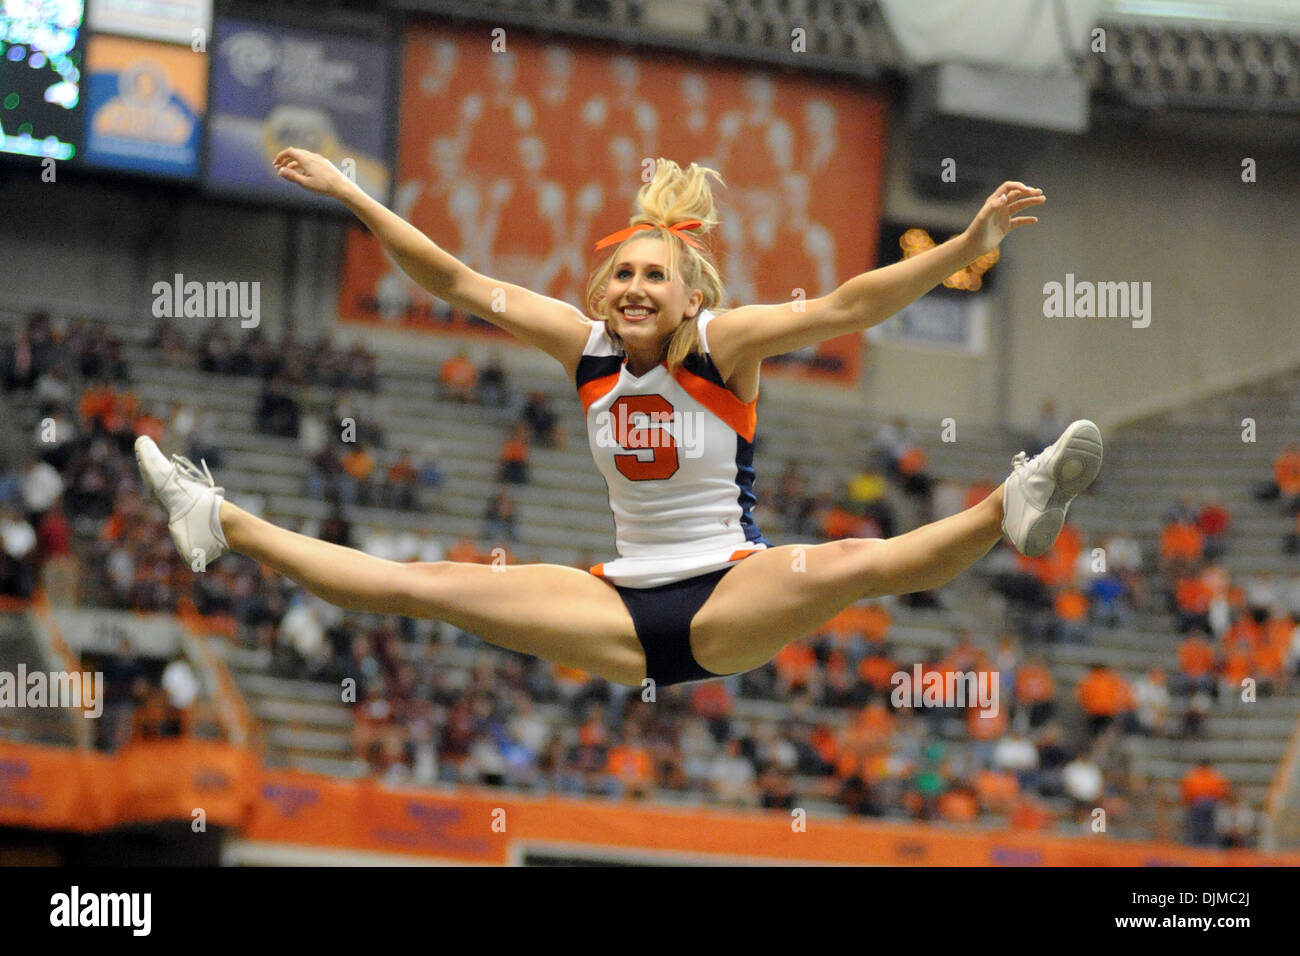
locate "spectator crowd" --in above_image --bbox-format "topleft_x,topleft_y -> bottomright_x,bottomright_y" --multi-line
2,308 -> 1294,850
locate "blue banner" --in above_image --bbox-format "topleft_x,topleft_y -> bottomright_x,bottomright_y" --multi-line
205,17 -> 391,207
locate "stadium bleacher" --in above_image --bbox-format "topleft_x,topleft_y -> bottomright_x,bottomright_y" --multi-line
4,305 -> 1298,850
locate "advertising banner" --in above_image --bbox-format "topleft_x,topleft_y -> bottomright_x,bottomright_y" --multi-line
83,33 -> 205,178
205,17 -> 392,208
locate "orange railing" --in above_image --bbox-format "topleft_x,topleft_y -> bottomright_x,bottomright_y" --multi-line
176,600 -> 264,756
1263,708 -> 1300,851
28,589 -> 92,749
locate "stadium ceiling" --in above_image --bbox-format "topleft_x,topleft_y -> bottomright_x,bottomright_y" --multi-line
1104,0 -> 1300,33
877,0 -> 1298,110
254,0 -> 1300,115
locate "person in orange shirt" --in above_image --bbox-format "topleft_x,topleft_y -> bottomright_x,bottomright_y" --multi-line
974,768 -> 1019,815
1051,521 -> 1083,574
606,731 -> 654,799
857,647 -> 897,702
131,404 -> 165,444
1176,630 -> 1218,696
1174,574 -> 1213,634
820,505 -> 864,541
774,642 -> 817,695
446,536 -> 485,564
79,380 -> 115,434
824,645 -> 853,705
1015,657 -> 1056,727
895,444 -> 934,523
1181,761 -> 1231,846
438,350 -> 478,403
824,603 -> 873,644
339,444 -> 376,506
385,452 -> 420,510
1272,443 -> 1300,514
498,425 -> 530,484
1053,584 -> 1090,643
690,679 -> 732,742
1252,638 -> 1285,696
1160,521 -> 1204,579
937,783 -> 979,824
1219,647 -> 1251,697
851,697 -> 895,748
858,603 -> 892,644
966,696 -> 1007,769
807,724 -> 839,776
1222,611 -> 1263,655
1075,664 -> 1134,737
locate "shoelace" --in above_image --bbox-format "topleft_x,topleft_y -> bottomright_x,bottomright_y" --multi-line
171,454 -> 225,496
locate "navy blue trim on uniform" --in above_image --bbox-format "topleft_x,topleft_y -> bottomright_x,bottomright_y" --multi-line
614,566 -> 738,687
575,353 -> 624,389
682,349 -> 767,543
681,350 -> 727,388
735,433 -> 767,545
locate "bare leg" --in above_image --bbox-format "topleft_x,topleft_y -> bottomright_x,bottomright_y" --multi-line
218,502 -> 644,683
691,485 -> 1006,674
220,502 -> 408,614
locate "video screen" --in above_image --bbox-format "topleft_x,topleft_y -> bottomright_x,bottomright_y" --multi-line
0,0 -> 84,160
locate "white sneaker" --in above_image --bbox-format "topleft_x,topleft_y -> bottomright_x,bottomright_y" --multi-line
1001,420 -> 1103,557
134,436 -> 230,570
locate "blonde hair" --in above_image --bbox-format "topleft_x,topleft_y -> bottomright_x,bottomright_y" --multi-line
585,158 -> 728,373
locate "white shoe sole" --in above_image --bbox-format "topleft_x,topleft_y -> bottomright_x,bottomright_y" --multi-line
1019,420 -> 1103,557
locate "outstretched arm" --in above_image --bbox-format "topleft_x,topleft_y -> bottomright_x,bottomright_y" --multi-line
273,148 -> 590,377
708,182 -> 1044,378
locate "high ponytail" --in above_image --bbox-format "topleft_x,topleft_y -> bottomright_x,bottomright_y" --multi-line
586,158 -> 729,373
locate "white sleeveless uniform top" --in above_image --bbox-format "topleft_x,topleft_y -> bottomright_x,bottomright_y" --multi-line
576,309 -> 769,588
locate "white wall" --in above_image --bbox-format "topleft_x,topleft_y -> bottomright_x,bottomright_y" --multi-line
868,118 -> 1300,431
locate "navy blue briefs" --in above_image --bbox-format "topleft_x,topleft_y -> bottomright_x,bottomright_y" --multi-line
612,565 -> 738,687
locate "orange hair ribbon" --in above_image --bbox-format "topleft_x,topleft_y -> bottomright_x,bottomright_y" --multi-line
592,219 -> 705,252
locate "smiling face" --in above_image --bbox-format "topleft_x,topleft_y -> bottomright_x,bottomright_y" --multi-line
603,236 -> 703,350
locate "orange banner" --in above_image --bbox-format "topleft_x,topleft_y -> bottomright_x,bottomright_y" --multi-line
245,768 -> 362,846
244,771 -> 1300,867
0,740 -> 257,832
5,740 -> 1298,866
338,21 -> 888,385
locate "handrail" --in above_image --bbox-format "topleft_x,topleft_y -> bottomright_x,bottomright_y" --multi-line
29,589 -> 92,749
1261,706 -> 1300,851
177,608 -> 264,756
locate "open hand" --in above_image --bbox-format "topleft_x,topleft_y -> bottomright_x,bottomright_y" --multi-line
965,181 -> 1045,256
273,147 -> 352,199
